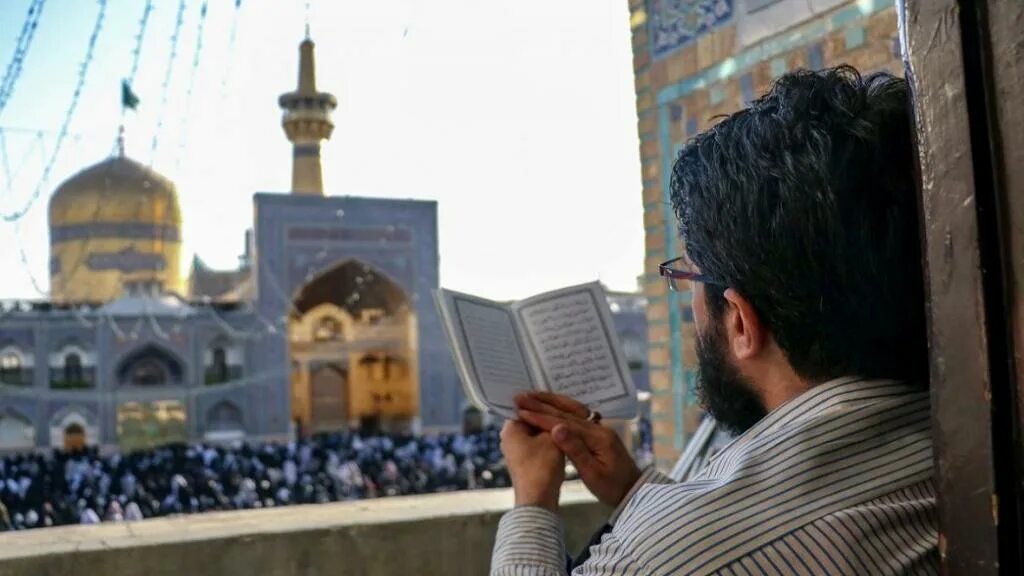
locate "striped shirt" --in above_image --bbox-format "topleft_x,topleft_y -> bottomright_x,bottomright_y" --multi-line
491,377 -> 938,575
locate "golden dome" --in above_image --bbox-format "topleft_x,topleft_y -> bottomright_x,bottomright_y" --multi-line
49,155 -> 181,224
48,155 -> 184,303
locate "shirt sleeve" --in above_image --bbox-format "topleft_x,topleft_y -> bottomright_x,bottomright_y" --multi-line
490,505 -> 652,576
608,466 -> 674,525
491,468 -> 676,576
490,506 -> 568,576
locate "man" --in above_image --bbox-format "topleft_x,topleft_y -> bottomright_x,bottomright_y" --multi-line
491,66 -> 936,575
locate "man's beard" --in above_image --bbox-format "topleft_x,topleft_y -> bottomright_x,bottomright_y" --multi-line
695,320 -> 767,435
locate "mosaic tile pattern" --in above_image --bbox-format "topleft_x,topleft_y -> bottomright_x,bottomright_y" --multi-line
648,0 -> 734,60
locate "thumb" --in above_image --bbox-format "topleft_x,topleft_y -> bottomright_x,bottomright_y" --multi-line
552,424 -> 597,474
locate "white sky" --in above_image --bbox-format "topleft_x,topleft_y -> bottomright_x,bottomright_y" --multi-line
0,0 -> 644,301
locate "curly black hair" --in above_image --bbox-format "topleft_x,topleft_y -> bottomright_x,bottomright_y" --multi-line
671,65 -> 927,386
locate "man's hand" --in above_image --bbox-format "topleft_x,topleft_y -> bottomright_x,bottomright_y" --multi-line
500,420 -> 565,512
515,392 -> 641,508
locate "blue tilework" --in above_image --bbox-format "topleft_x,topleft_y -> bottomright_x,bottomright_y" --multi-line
648,0 -> 735,60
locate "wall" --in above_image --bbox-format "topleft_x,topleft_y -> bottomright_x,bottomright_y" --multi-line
0,483 -> 609,576
628,0 -> 902,470
0,303 -> 268,451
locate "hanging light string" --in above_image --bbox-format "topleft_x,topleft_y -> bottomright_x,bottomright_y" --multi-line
147,0 -> 187,165
126,0 -> 154,87
0,0 -> 47,117
218,0 -> 244,102
13,221 -> 45,295
7,132 -> 48,297
0,0 -> 108,223
174,0 -> 210,172
112,0 -> 154,155
0,129 -> 43,196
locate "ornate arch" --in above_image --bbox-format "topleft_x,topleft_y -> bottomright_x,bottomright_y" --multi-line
206,400 -> 244,431
292,258 -> 410,319
116,343 -> 185,386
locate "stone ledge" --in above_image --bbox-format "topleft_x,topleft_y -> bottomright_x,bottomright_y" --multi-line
0,482 -> 610,576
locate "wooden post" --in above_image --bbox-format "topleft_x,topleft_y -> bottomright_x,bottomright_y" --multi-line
898,0 -> 1023,572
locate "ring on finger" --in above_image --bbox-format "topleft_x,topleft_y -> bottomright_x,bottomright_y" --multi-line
585,409 -> 603,424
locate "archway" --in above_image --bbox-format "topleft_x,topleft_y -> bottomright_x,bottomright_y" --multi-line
0,411 -> 34,451
205,401 -> 244,442
64,353 -> 83,383
289,259 -> 419,433
0,347 -> 25,386
64,423 -> 86,452
49,408 -> 96,451
117,344 -> 184,386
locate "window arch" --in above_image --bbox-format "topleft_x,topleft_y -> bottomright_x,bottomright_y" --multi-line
131,358 -> 167,386
210,346 -> 228,383
206,401 -> 243,432
117,345 -> 183,387
314,316 -> 342,341
0,348 -> 23,384
64,353 -> 83,383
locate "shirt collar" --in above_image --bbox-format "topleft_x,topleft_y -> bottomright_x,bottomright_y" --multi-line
735,376 -> 916,445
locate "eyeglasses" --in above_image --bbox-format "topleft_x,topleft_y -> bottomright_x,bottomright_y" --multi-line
658,256 -> 725,292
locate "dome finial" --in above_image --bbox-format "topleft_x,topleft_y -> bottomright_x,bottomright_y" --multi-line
117,125 -> 125,157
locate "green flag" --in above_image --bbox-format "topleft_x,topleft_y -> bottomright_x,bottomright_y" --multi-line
121,80 -> 140,110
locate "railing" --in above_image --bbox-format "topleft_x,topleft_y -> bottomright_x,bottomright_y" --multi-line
49,367 -> 97,389
0,368 -> 33,387
0,482 -> 609,576
204,365 -> 244,386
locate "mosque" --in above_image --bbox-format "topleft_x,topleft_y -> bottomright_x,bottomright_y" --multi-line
0,34 -> 651,453
0,37 -> 464,452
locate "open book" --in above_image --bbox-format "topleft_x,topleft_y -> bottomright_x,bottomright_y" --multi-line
434,282 -> 638,420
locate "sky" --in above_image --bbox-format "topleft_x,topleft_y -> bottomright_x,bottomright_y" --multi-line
0,0 -> 645,302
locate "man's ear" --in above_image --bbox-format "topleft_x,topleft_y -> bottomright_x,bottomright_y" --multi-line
721,288 -> 765,360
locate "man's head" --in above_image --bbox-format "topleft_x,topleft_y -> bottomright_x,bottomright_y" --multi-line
670,66 -> 927,434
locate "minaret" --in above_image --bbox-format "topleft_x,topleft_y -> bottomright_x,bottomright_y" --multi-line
279,36 -> 337,195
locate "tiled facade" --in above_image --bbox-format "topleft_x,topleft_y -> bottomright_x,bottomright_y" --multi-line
627,0 -> 902,470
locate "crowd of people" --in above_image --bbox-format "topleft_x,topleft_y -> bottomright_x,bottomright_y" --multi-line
0,427 -> 511,531
0,417 -> 654,532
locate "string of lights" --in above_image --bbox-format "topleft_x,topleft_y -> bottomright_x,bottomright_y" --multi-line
0,0 -> 108,223
0,0 -> 47,117
6,131 -> 49,298
127,0 -> 154,87
0,130 -> 44,196
0,129 -> 12,193
218,0 -> 244,102
13,220 -> 46,295
144,309 -> 172,341
148,0 -> 188,165
111,0 -> 154,155
105,311 -> 128,340
174,0 -> 210,172
65,0 -> 164,302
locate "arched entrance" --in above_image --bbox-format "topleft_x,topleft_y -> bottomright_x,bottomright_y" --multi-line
49,408 -> 96,451
204,400 -> 244,442
289,259 -> 419,434
64,423 -> 86,452
117,344 -> 184,387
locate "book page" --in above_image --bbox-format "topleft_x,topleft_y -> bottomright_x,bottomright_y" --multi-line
515,283 -> 636,418
445,293 -> 537,417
